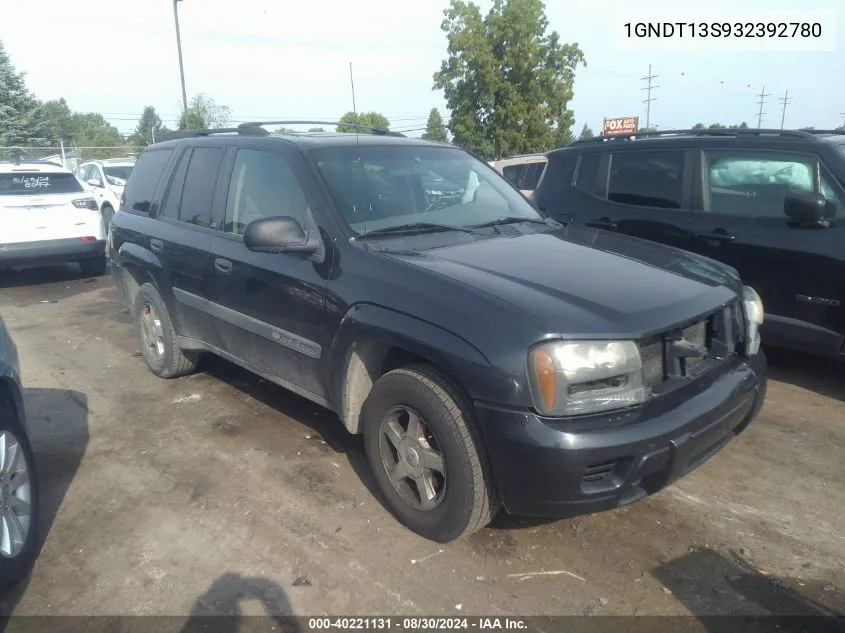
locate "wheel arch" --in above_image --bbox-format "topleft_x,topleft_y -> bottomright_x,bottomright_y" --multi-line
328,304 -> 490,435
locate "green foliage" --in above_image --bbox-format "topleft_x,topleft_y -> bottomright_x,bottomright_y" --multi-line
433,0 -> 585,159
308,127 -> 326,133
336,111 -> 391,133
799,126 -> 815,131
577,123 -> 594,140
178,94 -> 231,130
71,113 -> 125,159
693,122 -> 748,130
0,40 -> 48,149
421,109 -> 449,142
130,106 -> 169,146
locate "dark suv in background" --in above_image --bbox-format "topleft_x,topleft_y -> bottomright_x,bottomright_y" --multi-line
532,128 -> 845,359
109,121 -> 767,542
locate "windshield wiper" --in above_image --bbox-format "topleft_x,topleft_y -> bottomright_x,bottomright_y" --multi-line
469,216 -> 550,230
360,222 -> 473,238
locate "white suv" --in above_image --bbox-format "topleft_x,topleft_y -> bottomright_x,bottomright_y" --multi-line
76,158 -> 135,230
0,160 -> 107,276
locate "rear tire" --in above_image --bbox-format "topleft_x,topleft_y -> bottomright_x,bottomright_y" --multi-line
0,406 -> 40,589
133,283 -> 198,379
361,364 -> 499,542
79,256 -> 106,277
101,205 -> 115,232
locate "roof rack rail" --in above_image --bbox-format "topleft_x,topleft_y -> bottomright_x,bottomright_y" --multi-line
568,127 -> 821,146
237,120 -> 406,137
804,129 -> 845,136
155,126 -> 269,143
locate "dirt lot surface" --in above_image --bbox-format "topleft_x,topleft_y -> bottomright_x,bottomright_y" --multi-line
0,265 -> 843,622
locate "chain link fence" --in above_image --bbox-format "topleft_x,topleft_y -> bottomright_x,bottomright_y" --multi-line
0,146 -> 140,171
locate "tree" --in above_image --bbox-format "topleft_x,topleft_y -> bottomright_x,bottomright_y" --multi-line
177,94 -> 231,130
799,126 -> 816,131
71,113 -> 125,159
708,123 -> 726,129
577,123 -> 594,140
433,0 -> 585,159
421,108 -> 449,142
692,123 -> 705,129
336,111 -> 391,133
0,39 -> 49,151
130,106 -> 169,145
308,127 -> 326,133
730,122 -> 749,129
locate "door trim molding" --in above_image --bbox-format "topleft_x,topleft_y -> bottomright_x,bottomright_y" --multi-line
172,287 -> 323,359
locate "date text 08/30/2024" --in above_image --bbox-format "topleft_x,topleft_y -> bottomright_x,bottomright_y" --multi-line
307,618 -> 527,631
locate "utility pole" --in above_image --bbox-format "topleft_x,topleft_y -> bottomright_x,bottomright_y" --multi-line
641,64 -> 659,130
778,90 -> 792,129
755,86 -> 771,129
173,0 -> 189,130
349,62 -> 357,119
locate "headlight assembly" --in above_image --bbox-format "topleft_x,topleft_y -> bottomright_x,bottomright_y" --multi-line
528,340 -> 646,416
741,286 -> 764,356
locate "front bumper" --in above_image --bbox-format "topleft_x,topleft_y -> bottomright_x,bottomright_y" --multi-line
477,353 -> 767,518
0,238 -> 105,268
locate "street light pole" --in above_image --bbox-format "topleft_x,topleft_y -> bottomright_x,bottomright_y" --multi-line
173,0 -> 189,129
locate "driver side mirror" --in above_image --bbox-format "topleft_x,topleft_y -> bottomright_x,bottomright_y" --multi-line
784,189 -> 826,224
243,216 -> 321,255
86,178 -> 104,188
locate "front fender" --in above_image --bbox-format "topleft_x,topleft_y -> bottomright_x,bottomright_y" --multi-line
327,303 -> 500,411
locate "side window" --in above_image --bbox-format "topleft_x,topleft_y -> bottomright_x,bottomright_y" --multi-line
77,165 -> 90,182
122,149 -> 173,216
223,148 -> 309,236
703,151 -> 815,218
502,165 -> 522,188
159,149 -> 191,219
178,147 -> 224,228
522,162 -> 545,190
574,153 -> 603,196
608,150 -> 685,209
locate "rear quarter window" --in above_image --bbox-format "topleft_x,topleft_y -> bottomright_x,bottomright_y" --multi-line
122,148 -> 174,216
0,172 -> 83,196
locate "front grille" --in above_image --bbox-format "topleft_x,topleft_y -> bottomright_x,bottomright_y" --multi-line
637,300 -> 743,394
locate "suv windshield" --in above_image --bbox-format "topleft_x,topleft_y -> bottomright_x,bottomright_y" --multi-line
310,145 -> 543,236
103,165 -> 133,186
0,171 -> 84,196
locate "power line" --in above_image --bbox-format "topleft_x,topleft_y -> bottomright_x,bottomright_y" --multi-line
641,64 -> 659,130
755,86 -> 771,129
778,90 -> 792,130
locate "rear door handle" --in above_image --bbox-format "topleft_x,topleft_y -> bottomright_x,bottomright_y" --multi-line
149,238 -> 163,252
214,258 -> 233,274
696,229 -> 735,241
587,218 -> 617,230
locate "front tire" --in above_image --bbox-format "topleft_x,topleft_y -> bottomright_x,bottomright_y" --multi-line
133,283 -> 198,379
361,365 -> 498,542
0,406 -> 40,588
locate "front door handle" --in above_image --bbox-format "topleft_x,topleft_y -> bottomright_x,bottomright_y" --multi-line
587,217 -> 617,231
149,238 -> 163,252
214,258 -> 233,274
696,229 -> 735,241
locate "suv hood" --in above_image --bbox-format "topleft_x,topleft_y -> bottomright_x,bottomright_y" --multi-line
386,225 -> 741,338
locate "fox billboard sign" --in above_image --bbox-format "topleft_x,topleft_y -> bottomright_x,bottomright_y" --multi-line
602,116 -> 639,136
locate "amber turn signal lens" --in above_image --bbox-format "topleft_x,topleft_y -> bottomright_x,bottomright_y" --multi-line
533,349 -> 556,411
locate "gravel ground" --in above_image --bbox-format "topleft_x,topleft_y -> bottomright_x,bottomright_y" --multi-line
0,265 -> 842,623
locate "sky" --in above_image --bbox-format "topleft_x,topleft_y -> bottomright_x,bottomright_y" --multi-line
0,0 -> 842,138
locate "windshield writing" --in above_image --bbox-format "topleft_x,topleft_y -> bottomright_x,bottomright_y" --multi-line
0,172 -> 84,196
